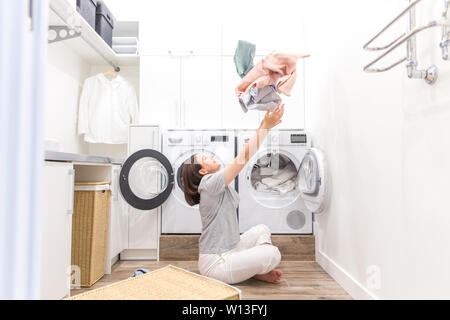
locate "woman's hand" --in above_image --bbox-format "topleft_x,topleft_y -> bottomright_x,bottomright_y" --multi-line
260,103 -> 285,130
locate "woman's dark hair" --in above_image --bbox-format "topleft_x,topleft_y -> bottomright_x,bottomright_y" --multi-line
181,154 -> 203,206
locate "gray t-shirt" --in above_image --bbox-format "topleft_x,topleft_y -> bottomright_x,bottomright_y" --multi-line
198,168 -> 240,254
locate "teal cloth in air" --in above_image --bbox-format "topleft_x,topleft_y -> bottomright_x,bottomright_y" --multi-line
234,40 -> 256,78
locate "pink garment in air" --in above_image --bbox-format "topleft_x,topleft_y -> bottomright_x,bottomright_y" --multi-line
235,53 -> 310,97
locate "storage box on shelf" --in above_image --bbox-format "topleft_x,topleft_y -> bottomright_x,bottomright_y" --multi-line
95,1 -> 115,48
49,0 -> 139,69
76,0 -> 97,30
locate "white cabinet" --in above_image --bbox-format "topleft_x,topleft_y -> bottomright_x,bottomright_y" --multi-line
120,125 -> 161,260
181,56 -> 222,129
140,56 -> 222,129
105,165 -> 129,274
139,2 -> 221,56
140,56 -> 181,127
127,125 -> 159,253
40,161 -> 74,300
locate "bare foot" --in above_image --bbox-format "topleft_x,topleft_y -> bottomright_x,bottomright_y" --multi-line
253,270 -> 283,283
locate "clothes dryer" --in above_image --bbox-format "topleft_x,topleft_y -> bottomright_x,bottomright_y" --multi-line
237,129 -> 328,234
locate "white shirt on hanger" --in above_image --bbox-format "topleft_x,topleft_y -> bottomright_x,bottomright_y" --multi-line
78,73 -> 139,144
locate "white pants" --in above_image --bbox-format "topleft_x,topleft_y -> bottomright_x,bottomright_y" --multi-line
198,224 -> 281,284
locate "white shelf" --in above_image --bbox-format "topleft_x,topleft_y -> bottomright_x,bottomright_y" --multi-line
48,0 -> 139,68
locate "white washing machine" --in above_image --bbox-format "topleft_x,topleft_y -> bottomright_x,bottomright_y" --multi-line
161,129 -> 236,234
237,129 -> 328,234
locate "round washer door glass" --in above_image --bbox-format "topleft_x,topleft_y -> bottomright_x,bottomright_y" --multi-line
128,158 -> 169,199
120,149 -> 174,211
297,148 -> 328,214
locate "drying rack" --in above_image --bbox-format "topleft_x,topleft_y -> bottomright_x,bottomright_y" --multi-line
363,0 -> 450,85
47,0 -> 139,72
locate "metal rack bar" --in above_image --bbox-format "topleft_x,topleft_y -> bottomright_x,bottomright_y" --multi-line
363,0 -> 421,51
48,1 -> 120,72
363,0 -> 450,85
364,20 -> 450,70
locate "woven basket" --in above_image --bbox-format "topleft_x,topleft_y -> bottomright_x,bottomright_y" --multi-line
67,265 -> 241,300
72,181 -> 111,287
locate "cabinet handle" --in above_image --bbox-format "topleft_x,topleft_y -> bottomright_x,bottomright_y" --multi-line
174,99 -> 179,128
183,100 -> 187,128
67,169 -> 75,215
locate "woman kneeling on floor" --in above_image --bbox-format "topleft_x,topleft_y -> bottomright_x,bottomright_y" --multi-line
181,104 -> 285,285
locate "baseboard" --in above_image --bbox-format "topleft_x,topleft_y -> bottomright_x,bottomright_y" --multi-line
120,249 -> 158,261
316,250 -> 378,300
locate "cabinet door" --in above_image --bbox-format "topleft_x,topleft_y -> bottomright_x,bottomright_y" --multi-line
128,125 -> 160,155
126,126 -> 160,251
40,162 -> 74,300
127,208 -> 159,250
106,165 -> 129,268
181,56 -> 222,129
140,56 -> 181,128
222,56 -> 264,129
139,2 -> 221,55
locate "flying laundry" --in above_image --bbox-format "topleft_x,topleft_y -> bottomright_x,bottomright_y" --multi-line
233,40 -> 310,113
236,52 -> 310,98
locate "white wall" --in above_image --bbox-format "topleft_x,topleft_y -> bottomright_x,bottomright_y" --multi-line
305,0 -> 450,299
45,43 -> 90,154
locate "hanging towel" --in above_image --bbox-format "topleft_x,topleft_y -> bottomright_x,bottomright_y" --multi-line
233,40 -> 256,78
235,53 -> 310,97
239,85 -> 282,113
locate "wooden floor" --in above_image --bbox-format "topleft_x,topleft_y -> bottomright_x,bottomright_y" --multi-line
71,260 -> 352,300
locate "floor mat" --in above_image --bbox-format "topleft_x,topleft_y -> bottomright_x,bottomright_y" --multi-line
67,265 -> 241,300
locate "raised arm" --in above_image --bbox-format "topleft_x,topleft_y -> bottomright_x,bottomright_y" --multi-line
225,104 -> 285,186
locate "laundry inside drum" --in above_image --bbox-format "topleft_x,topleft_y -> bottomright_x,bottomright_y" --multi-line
250,153 -> 298,195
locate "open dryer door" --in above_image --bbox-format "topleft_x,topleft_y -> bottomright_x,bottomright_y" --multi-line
119,149 -> 174,211
297,148 -> 328,214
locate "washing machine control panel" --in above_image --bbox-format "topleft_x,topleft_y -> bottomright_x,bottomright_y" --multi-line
239,130 -> 310,148
166,132 -> 203,146
290,133 -> 308,144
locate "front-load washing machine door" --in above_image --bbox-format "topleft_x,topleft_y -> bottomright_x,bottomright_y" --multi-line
120,149 -> 174,211
297,148 -> 328,214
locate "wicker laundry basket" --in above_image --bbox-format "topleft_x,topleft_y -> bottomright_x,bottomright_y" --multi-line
72,181 -> 111,287
67,265 -> 241,300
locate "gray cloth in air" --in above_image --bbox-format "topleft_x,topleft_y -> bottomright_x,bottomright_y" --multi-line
239,85 -> 283,113
198,168 -> 240,255
234,40 -> 256,78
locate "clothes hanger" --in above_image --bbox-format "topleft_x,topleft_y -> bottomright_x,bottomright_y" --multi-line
103,68 -> 118,79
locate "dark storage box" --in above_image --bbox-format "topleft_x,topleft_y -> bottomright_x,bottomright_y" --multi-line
76,0 -> 97,30
95,1 -> 115,48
